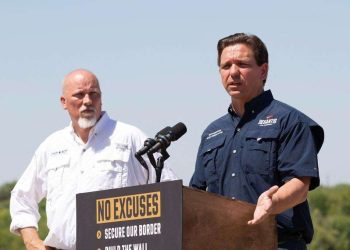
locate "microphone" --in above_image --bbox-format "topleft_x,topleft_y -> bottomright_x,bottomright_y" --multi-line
135,126 -> 172,157
135,138 -> 157,157
147,122 -> 187,154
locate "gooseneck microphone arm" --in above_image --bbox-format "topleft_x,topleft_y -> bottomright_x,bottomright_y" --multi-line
134,138 -> 157,184
135,138 -> 156,169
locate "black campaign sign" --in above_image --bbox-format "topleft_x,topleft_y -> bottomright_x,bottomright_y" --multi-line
76,180 -> 182,250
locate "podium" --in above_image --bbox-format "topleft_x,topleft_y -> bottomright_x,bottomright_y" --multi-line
76,180 -> 277,250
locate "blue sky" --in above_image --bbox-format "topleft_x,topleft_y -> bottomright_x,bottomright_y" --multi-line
1,1 -> 349,185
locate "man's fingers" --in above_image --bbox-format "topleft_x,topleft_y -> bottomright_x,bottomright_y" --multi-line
265,185 -> 279,197
248,216 -> 263,225
248,219 -> 257,225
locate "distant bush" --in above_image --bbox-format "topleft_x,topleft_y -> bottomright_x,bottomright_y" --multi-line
308,184 -> 350,250
0,181 -> 48,250
0,181 -> 16,202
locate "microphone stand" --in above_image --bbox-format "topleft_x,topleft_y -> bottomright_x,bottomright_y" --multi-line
135,134 -> 171,182
155,149 -> 170,183
135,122 -> 186,183
144,134 -> 171,183
146,149 -> 169,183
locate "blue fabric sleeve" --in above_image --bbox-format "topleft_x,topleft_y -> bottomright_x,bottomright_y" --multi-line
278,122 -> 321,190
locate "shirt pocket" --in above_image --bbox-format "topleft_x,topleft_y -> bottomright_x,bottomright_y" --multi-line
93,144 -> 131,189
242,129 -> 279,175
200,136 -> 226,191
46,155 -> 70,200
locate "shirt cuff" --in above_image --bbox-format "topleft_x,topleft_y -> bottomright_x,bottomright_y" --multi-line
10,215 -> 39,236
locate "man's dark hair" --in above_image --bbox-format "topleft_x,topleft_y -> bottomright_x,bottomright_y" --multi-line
217,33 -> 269,67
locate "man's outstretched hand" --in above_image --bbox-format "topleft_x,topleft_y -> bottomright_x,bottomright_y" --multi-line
248,185 -> 279,225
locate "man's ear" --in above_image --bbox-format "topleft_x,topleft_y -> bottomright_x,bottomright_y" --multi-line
60,96 -> 67,110
260,63 -> 269,82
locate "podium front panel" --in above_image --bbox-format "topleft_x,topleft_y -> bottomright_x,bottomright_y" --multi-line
76,180 -> 183,250
182,187 -> 277,250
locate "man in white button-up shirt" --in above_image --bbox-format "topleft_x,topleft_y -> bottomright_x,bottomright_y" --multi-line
10,69 -> 177,250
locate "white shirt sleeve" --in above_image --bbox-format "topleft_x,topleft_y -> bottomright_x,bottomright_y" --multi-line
10,151 -> 46,235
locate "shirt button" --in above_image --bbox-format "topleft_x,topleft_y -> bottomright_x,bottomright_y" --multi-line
232,197 -> 236,200
82,149 -> 86,152
231,173 -> 236,177
252,110 -> 255,114
236,128 -> 240,132
233,149 -> 237,154
80,170 -> 84,174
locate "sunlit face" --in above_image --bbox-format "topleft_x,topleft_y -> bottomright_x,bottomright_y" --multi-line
60,71 -> 102,129
219,44 -> 268,103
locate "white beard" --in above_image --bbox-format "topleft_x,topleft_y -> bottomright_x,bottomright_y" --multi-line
78,117 -> 97,129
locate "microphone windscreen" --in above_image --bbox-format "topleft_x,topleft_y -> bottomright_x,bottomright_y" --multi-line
156,126 -> 171,136
170,122 -> 187,141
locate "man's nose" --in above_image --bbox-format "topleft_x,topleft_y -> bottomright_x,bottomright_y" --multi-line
83,93 -> 92,105
230,64 -> 240,77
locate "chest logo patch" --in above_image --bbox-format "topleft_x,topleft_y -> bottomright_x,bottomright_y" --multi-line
51,149 -> 68,156
206,129 -> 223,140
258,115 -> 277,126
115,143 -> 130,151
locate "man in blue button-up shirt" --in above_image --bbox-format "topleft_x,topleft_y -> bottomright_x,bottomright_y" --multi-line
190,33 -> 324,250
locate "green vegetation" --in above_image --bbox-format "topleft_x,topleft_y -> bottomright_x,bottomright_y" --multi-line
308,185 -> 350,250
0,182 -> 48,250
0,182 -> 349,249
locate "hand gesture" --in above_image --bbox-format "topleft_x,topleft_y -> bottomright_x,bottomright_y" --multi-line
248,185 -> 279,225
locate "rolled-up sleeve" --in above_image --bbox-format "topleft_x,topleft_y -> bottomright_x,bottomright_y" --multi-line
10,152 -> 46,235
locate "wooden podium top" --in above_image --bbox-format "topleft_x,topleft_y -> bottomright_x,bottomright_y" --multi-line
183,187 -> 277,250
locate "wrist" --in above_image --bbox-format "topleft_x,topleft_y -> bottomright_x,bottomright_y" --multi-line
24,237 -> 42,247
269,193 -> 280,215
20,227 -> 44,248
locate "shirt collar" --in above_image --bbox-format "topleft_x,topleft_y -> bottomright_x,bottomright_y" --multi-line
89,111 -> 109,136
228,90 -> 274,116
